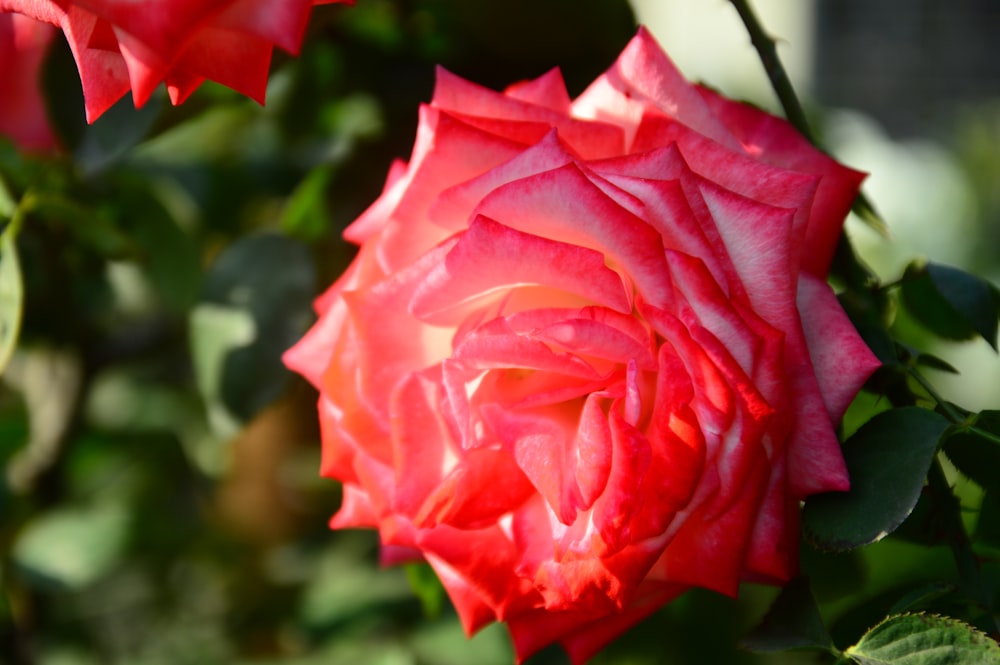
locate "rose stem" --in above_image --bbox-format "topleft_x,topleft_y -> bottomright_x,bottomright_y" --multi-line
726,0 -> 884,231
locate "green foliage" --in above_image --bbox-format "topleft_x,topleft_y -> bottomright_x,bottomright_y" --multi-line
803,408 -> 951,550
190,232 -> 315,430
845,614 -> 1000,665
0,213 -> 23,373
741,577 -> 835,654
12,502 -> 131,591
900,261 -> 999,350
941,411 -> 1000,495
405,561 -> 448,619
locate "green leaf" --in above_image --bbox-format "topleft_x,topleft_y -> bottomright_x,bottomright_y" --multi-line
845,613 -> 1000,664
404,562 -> 446,619
281,166 -> 333,241
298,537 -> 413,628
942,411 -> 1000,494
976,490 -> 1000,551
888,584 -> 958,615
74,94 -> 162,175
0,176 -> 15,219
189,303 -> 257,437
191,233 -> 315,429
803,407 -> 950,551
839,291 -> 897,366
117,184 -> 202,313
0,222 -> 24,374
12,503 -> 130,591
852,192 -> 889,237
900,262 -> 999,350
894,344 -> 960,374
410,620 -> 513,665
740,577 -> 834,653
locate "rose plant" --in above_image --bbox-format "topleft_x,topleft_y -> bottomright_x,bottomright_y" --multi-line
288,26 -> 881,663
0,0 -> 350,123
0,12 -> 57,151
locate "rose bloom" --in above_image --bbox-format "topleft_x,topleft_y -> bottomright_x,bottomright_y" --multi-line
285,28 -> 880,664
0,0 -> 350,122
0,13 -> 57,152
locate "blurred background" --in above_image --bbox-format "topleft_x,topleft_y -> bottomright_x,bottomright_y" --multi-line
1,1 -> 998,664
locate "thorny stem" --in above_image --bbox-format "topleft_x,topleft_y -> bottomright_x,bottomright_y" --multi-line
906,366 -> 966,423
730,0 -> 996,632
727,0 -> 814,141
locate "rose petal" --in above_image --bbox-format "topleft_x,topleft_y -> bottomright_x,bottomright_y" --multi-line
504,67 -> 572,112
410,215 -> 631,324
473,162 -> 672,306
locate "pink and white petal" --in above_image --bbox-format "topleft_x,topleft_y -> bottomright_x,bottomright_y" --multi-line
433,67 -> 625,159
505,581 -> 684,665
473,162 -> 672,306
664,250 -> 762,379
316,392 -> 364,482
453,315 -> 603,379
343,158 -> 410,245
370,108 -> 530,271
389,371 -> 455,519
697,182 -> 798,324
343,242 -> 456,421
630,111 -> 820,252
797,273 -> 880,422
571,27 -> 736,151
575,393 -> 615,510
533,312 -> 656,371
328,482 -> 378,528
481,402 -> 594,526
282,297 -> 347,387
410,215 -> 631,324
429,129 -> 577,230
556,582 -> 687,665
0,0 -> 65,24
650,445 -> 769,597
414,446 -> 536,529
418,524 -> 542,621
696,85 -> 866,276
590,410 -> 652,554
441,112 -> 553,148
504,67 -> 572,112
742,455 -> 799,584
424,552 -> 500,635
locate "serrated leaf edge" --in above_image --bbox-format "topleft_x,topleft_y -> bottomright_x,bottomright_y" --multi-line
845,612 -> 1000,663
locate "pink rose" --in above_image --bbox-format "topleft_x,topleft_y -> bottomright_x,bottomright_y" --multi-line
285,28 -> 880,664
0,0 -> 350,122
0,13 -> 57,152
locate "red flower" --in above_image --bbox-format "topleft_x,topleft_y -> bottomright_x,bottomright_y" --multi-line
0,0 -> 351,122
0,13 -> 57,152
285,28 -> 880,664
